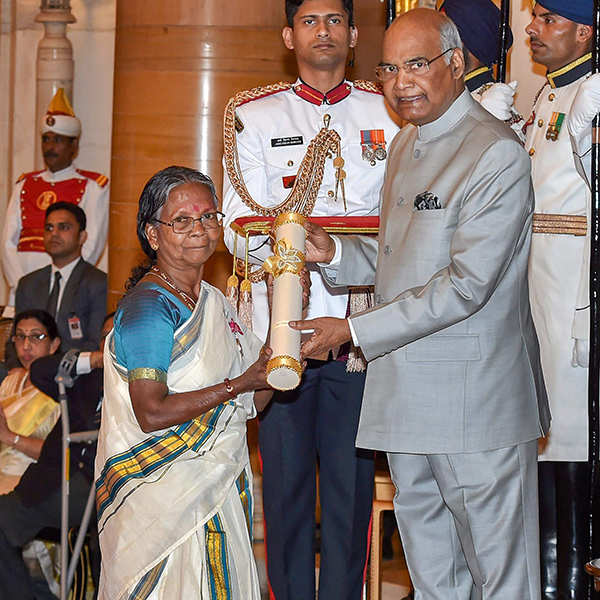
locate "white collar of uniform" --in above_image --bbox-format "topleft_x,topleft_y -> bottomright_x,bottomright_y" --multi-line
51,255 -> 81,285
417,88 -> 473,143
43,164 -> 78,182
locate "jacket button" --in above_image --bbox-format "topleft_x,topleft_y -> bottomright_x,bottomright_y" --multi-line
414,149 -> 421,159
384,245 -> 392,255
375,294 -> 383,304
327,190 -> 334,197
287,160 -> 294,167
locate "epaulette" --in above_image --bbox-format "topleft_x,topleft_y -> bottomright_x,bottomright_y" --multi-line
353,80 -> 384,95
16,170 -> 44,183
230,82 -> 295,109
225,82 -> 295,133
76,168 -> 109,188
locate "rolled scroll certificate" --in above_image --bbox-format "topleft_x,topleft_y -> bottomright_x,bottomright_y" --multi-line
263,212 -> 306,390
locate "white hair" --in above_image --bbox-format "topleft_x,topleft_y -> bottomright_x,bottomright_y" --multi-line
439,14 -> 462,64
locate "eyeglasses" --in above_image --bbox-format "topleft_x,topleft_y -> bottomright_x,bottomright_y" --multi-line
375,48 -> 456,81
153,212 -> 225,233
12,332 -> 48,345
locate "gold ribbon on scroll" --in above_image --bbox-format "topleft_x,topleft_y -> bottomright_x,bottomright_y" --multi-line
263,240 -> 305,278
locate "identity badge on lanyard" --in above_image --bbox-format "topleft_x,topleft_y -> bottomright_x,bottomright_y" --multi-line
68,315 -> 83,339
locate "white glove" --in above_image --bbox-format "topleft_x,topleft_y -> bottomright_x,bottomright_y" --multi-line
568,73 -> 600,146
479,81 -> 518,121
571,338 -> 589,368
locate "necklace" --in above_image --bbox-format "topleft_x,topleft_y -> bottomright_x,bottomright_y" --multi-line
150,265 -> 197,310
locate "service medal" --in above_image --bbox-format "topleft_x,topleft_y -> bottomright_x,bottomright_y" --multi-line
374,147 -> 387,161
545,112 -> 565,141
360,129 -> 387,166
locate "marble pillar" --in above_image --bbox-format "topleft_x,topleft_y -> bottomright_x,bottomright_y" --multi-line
34,0 -> 76,169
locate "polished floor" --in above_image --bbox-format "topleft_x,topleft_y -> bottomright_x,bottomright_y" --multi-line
253,534 -> 412,600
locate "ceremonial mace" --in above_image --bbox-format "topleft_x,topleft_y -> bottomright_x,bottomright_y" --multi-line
496,0 -> 510,83
586,1 -> 600,595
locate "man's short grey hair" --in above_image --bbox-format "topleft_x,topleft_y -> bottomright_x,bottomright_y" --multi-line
439,14 -> 462,64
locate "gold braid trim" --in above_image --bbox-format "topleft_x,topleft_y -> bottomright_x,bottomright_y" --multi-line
353,80 -> 383,94
223,83 -> 343,217
266,355 -> 303,379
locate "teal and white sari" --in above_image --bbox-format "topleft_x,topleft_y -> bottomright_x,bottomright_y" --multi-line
95,281 -> 262,600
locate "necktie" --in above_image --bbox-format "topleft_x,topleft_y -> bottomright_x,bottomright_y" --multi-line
46,271 -> 62,317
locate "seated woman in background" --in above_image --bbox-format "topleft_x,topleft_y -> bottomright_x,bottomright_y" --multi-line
95,166 -> 274,600
0,309 -> 60,494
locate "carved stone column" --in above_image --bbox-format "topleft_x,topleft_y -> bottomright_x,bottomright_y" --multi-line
34,0 -> 76,169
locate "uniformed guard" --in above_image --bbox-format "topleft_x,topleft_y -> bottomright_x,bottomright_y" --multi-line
440,0 -> 524,138
524,2 -> 594,598
1,88 -> 109,305
222,1 -> 398,598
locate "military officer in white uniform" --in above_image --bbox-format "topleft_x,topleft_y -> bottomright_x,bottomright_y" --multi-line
222,1 -> 397,598
524,2 -> 593,598
440,0 -> 524,139
1,89 -> 109,305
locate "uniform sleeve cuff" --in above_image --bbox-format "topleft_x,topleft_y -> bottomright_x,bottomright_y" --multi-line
573,306 -> 590,340
76,352 -> 92,375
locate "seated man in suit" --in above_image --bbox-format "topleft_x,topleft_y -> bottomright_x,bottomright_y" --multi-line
0,313 -> 112,600
15,202 -> 107,353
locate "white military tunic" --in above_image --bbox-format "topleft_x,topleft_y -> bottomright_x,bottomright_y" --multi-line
525,55 -> 591,462
222,79 -> 398,341
1,164 -> 109,302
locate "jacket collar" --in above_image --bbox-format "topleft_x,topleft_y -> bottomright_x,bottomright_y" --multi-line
293,79 -> 352,105
417,88 -> 473,142
547,53 -> 591,89
465,66 -> 495,93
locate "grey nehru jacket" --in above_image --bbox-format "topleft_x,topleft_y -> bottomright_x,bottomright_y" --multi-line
322,89 -> 550,454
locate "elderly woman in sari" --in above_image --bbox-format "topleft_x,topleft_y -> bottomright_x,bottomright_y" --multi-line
95,166 -> 274,600
0,309 -> 61,494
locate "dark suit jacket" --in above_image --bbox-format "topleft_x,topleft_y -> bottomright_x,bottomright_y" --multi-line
15,257 -> 107,352
17,353 -> 102,506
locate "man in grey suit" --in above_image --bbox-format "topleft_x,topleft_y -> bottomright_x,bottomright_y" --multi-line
15,202 -> 106,354
291,8 -> 550,599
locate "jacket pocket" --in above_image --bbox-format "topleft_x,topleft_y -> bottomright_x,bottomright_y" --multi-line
405,334 -> 481,362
